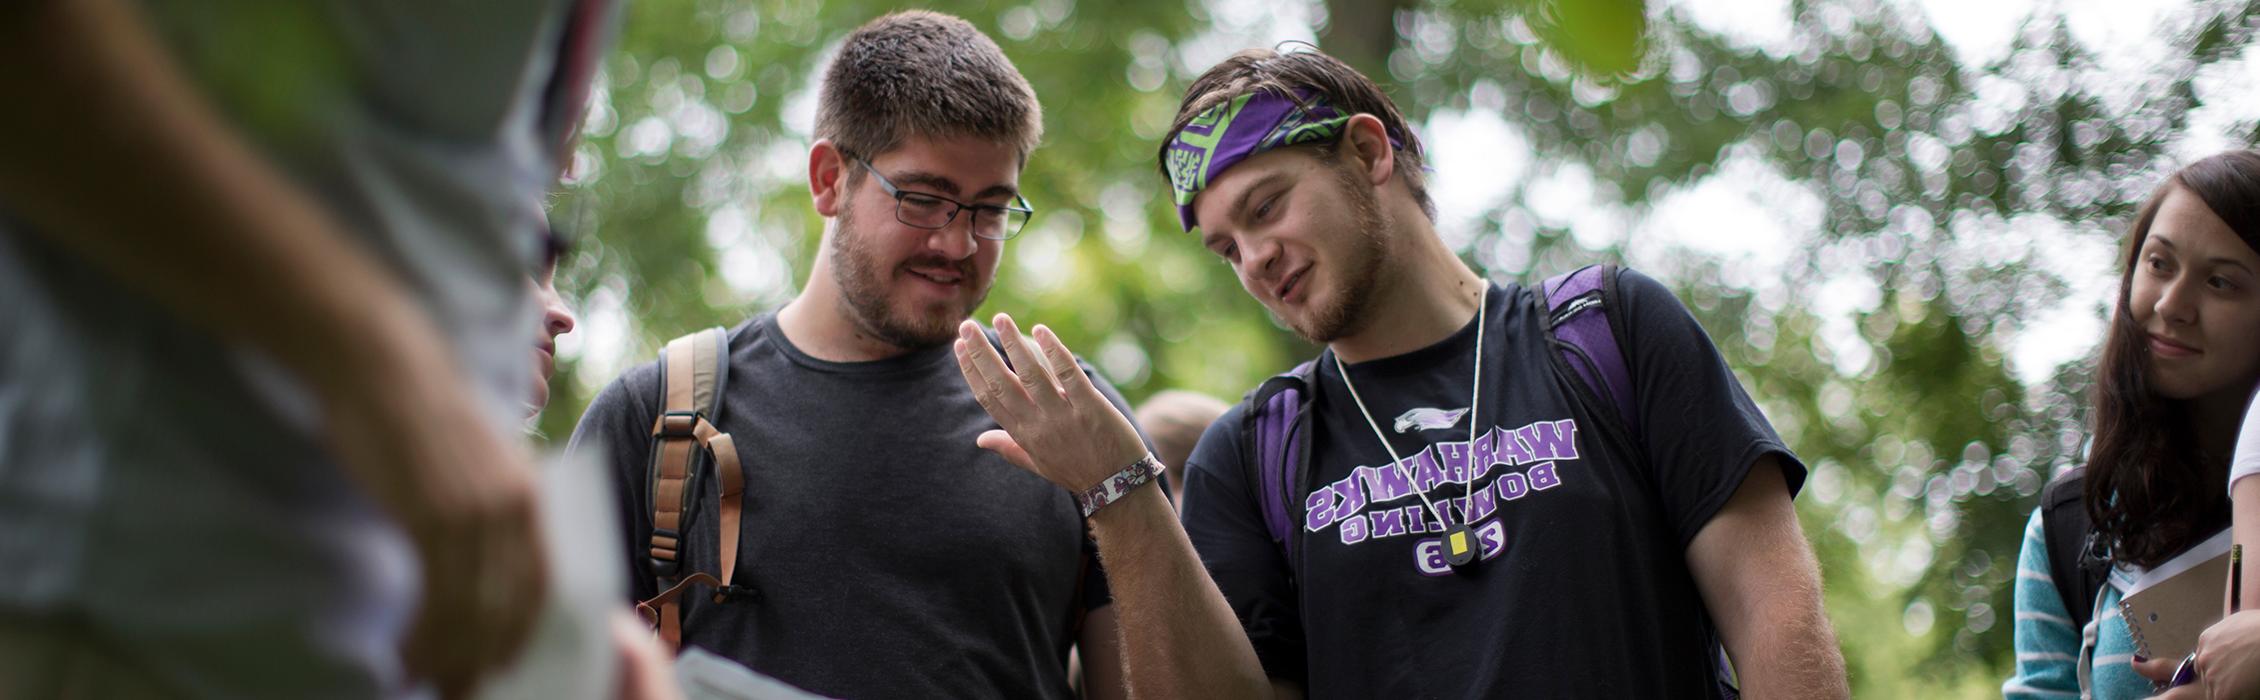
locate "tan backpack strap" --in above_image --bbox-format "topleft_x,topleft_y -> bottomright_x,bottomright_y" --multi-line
640,327 -> 741,651
645,334 -> 706,583
702,427 -> 744,594
636,571 -> 721,654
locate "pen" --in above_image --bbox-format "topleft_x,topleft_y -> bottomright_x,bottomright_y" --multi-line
2234,544 -> 2243,614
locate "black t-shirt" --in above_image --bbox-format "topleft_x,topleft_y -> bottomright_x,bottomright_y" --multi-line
568,313 -> 1124,699
1179,270 -> 1805,699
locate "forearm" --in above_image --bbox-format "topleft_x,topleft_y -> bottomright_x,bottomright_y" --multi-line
0,0 -> 444,406
1688,459 -> 1848,699
1716,550 -> 1848,699
2234,478 -> 2260,610
1086,486 -> 1272,699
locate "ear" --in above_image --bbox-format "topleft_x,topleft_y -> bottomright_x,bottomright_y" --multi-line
810,139 -> 849,218
1342,114 -> 1397,188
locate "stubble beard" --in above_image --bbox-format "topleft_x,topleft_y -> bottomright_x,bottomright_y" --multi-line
829,205 -> 989,351
1292,162 -> 1392,344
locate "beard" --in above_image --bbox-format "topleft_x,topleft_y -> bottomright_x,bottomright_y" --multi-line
1288,160 -> 1392,343
828,205 -> 989,351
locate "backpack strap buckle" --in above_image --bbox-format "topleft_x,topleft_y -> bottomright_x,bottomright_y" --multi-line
649,527 -> 683,578
656,411 -> 700,438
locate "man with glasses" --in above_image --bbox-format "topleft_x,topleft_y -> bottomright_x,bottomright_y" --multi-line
567,11 -> 1133,698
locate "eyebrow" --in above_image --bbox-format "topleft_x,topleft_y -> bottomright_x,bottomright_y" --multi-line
885,169 -> 1020,203
2148,234 -> 2256,271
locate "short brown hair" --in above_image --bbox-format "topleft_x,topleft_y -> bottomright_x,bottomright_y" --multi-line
1159,47 -> 1435,221
815,11 -> 1041,163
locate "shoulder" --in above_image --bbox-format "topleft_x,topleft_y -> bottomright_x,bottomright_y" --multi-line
1606,265 -> 1683,313
588,356 -> 663,415
1524,265 -> 1684,329
603,316 -> 769,404
2042,468 -> 2087,510
1598,266 -> 1721,357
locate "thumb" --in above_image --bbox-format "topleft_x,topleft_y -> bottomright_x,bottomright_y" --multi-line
976,429 -> 1039,472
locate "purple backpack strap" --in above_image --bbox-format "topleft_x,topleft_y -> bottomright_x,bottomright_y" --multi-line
1248,361 -> 1317,552
1542,265 -> 1638,437
1546,265 -> 1741,695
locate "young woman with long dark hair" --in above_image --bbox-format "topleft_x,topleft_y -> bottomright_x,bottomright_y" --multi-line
2007,150 -> 2260,699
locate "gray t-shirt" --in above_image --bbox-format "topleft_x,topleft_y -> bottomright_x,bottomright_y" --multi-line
568,314 -> 1129,699
0,1 -> 611,696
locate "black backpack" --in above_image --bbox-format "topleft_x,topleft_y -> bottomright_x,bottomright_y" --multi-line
2039,470 -> 2110,631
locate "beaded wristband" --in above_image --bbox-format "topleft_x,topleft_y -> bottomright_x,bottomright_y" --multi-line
1076,453 -> 1164,517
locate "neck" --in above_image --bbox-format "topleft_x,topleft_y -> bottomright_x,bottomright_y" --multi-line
1328,219 -> 1486,364
776,260 -> 920,363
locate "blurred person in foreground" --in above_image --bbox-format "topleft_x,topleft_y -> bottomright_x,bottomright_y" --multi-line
950,45 -> 1845,698
0,0 -> 618,696
1136,390 -> 1229,509
2006,150 -> 2260,699
567,11 -> 1133,698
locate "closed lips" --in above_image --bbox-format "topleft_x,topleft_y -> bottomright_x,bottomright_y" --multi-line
2150,332 -> 2200,355
909,267 -> 963,284
1275,265 -> 1308,301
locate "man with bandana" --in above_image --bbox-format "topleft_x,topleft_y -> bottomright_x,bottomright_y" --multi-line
950,47 -> 1849,698
567,12 -> 1134,698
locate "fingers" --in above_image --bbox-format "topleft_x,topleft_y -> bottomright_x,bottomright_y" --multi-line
613,611 -> 683,700
481,497 -> 547,674
1032,324 -> 1107,406
406,528 -> 481,693
2131,659 -> 2168,682
404,462 -> 548,699
975,429 -> 1040,473
2133,654 -> 2180,683
955,322 -> 1027,422
990,314 -> 1066,408
451,471 -> 541,691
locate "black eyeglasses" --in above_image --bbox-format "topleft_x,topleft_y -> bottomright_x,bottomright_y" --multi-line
850,156 -> 1034,241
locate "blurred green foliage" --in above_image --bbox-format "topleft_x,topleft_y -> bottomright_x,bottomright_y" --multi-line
538,0 -> 2260,696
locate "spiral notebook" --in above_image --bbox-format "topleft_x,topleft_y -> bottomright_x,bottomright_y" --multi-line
2118,530 -> 2233,661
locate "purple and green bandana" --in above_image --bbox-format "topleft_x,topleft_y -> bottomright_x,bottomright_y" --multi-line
1164,90 -> 1396,232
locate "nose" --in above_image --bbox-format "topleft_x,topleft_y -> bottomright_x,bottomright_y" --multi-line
2154,274 -> 2198,328
1243,234 -> 1283,281
926,210 -> 980,260
541,288 -> 577,339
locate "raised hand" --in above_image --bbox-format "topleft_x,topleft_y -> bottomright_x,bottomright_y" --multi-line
953,314 -> 1149,496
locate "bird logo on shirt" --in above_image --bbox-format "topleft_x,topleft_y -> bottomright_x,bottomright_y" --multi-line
1393,407 -> 1469,433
